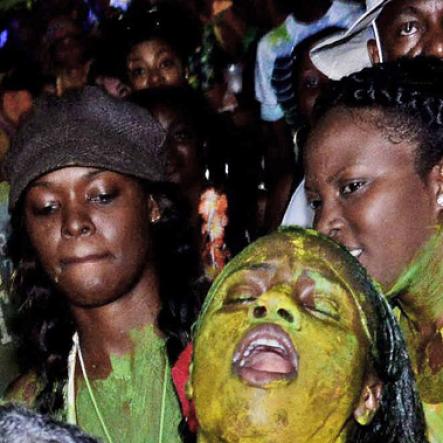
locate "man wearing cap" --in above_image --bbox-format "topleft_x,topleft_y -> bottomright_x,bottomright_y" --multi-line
283,0 -> 443,227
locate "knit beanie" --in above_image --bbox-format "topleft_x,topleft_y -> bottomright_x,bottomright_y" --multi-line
4,86 -> 167,210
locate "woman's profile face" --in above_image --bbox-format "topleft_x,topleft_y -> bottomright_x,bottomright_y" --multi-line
149,103 -> 203,186
192,233 -> 373,442
127,39 -> 185,91
24,167 -> 154,307
304,107 -> 440,290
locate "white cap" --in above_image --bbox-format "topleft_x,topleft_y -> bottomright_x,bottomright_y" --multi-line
310,0 -> 392,80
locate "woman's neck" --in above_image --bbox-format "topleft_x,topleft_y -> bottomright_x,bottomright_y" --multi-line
70,264 -> 161,379
388,227 -> 443,386
388,227 -> 443,330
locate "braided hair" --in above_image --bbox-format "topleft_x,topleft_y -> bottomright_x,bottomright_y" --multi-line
312,55 -> 443,179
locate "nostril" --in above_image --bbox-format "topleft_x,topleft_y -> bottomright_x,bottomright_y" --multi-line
253,306 -> 267,318
277,308 -> 294,323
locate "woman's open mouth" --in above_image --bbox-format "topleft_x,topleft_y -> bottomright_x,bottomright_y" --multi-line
232,324 -> 298,387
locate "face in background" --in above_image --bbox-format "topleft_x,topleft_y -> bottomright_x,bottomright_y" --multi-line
368,0 -> 443,62
149,103 -> 204,187
24,167 -> 157,308
295,49 -> 330,124
127,39 -> 186,91
304,107 -> 442,290
190,231 -> 381,443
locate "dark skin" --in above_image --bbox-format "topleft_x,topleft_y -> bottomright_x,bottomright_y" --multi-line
296,48 -> 330,125
305,108 -> 441,291
149,103 -> 205,229
263,42 -> 329,231
24,167 -> 161,380
368,0 -> 443,62
127,39 -> 186,91
304,107 -> 443,390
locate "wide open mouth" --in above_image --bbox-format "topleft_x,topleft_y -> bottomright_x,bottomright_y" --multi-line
232,324 -> 298,387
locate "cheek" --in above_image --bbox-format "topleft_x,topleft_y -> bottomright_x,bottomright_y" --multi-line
164,67 -> 184,84
26,218 -> 60,270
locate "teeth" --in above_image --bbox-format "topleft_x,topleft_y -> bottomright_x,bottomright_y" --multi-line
236,338 -> 287,367
349,248 -> 362,258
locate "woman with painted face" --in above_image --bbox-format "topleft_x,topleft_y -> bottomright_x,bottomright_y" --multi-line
304,56 -> 443,441
190,227 -> 427,443
2,87 -> 202,443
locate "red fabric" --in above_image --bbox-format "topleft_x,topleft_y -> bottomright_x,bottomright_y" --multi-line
171,343 -> 199,432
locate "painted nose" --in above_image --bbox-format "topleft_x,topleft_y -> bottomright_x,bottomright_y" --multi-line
251,289 -> 301,329
313,200 -> 344,241
423,29 -> 443,58
61,206 -> 94,238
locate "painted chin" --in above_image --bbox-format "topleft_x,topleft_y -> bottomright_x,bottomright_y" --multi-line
232,324 -> 298,388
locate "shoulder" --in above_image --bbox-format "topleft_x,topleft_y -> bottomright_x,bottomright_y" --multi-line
3,370 -> 42,408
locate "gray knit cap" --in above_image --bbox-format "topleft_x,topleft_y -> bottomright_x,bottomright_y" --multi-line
4,86 -> 167,209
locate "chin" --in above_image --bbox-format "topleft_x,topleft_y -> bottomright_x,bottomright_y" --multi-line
61,277 -> 127,308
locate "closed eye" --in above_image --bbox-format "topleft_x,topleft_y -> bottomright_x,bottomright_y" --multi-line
304,297 -> 340,321
224,283 -> 261,305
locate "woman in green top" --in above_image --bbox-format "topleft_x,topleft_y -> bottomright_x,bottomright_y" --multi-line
3,87 -> 202,443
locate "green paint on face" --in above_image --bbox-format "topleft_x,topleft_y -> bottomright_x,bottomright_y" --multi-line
191,227 -> 378,443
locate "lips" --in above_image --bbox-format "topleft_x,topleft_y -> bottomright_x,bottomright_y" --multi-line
60,253 -> 110,267
232,324 -> 298,387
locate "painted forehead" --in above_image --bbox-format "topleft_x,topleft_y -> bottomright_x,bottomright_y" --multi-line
204,230 -> 366,308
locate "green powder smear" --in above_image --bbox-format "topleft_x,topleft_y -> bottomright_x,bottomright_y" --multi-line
75,325 -> 182,443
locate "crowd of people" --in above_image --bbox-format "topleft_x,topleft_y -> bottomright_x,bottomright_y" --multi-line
1,0 -> 443,442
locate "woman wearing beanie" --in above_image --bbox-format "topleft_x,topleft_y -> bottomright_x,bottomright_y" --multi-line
2,86 -> 202,443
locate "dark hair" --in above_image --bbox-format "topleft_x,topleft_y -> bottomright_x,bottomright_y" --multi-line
7,181 -> 204,416
124,2 -> 201,65
312,56 -> 443,178
0,403 -> 99,443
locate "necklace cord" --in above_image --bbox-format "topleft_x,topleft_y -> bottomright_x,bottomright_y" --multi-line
158,362 -> 169,443
69,332 -> 170,443
77,344 -> 115,443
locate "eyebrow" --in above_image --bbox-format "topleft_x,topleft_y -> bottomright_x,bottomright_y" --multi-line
29,169 -> 107,189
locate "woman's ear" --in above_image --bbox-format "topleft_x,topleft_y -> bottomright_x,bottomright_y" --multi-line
367,39 -> 381,65
427,162 -> 443,219
148,194 -> 161,223
353,373 -> 383,426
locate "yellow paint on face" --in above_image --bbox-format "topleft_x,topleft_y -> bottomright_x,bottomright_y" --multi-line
192,231 -> 372,443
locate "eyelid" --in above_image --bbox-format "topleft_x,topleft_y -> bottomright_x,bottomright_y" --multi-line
32,200 -> 59,216
224,281 -> 263,305
304,295 -> 340,321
